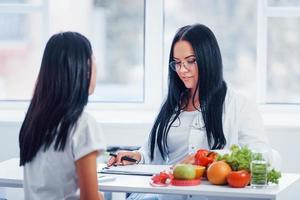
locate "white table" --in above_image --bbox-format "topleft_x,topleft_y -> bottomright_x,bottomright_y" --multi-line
0,158 -> 23,188
1,158 -> 300,200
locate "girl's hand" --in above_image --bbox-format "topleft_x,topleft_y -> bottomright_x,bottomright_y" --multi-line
179,153 -> 196,165
107,151 -> 141,166
98,192 -> 104,200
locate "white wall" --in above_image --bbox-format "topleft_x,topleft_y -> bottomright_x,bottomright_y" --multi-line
0,122 -> 21,162
0,121 -> 299,173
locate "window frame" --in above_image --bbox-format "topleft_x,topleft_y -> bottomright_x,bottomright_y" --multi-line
257,0 -> 300,105
0,1 -> 49,40
87,0 -> 164,111
0,0 -> 164,122
256,0 -> 300,127
0,0 -> 48,109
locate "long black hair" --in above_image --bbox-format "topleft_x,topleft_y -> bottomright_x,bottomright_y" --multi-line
19,32 -> 93,166
149,24 -> 227,161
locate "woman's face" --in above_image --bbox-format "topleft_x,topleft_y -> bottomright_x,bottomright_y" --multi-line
88,56 -> 97,95
173,40 -> 199,93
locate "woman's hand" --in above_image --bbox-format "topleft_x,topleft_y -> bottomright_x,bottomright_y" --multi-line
107,151 -> 141,167
179,153 -> 196,165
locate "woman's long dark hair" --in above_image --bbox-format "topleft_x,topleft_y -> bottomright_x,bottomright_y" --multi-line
149,24 -> 227,161
19,32 -> 93,166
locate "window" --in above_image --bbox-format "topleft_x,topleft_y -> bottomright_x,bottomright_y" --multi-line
268,0 -> 300,7
0,0 -> 45,101
264,0 -> 300,103
0,0 -> 145,103
164,0 -> 258,98
1,0 -> 299,114
91,0 -> 144,102
164,0 -> 300,104
267,17 -> 300,103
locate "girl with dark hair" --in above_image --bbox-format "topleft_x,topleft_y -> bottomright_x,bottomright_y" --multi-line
19,32 -> 106,200
108,24 -> 279,200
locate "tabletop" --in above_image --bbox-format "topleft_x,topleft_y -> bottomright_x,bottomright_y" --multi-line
98,173 -> 300,199
1,158 -> 300,200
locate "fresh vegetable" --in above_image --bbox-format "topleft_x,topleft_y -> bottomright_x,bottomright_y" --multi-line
217,145 -> 252,171
227,170 -> 251,188
217,145 -> 281,184
267,169 -> 282,184
207,161 -> 232,185
195,149 -> 209,159
195,149 -> 218,167
151,171 -> 173,184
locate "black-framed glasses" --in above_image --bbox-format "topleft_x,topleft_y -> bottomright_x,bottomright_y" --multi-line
169,59 -> 197,72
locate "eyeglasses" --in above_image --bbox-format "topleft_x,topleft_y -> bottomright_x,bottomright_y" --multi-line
169,59 -> 197,72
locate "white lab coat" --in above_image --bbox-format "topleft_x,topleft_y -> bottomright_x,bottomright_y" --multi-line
139,88 -> 274,164
134,88 -> 280,200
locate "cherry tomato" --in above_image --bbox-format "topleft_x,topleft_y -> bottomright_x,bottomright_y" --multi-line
151,175 -> 162,183
158,172 -> 169,183
227,170 -> 251,188
151,172 -> 173,184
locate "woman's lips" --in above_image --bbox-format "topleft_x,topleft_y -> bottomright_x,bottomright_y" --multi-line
182,76 -> 192,81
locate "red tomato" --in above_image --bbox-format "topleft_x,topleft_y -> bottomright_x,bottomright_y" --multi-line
227,170 -> 251,188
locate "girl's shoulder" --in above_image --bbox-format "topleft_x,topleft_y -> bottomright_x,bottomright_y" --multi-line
71,111 -> 106,161
77,112 -> 98,126
72,111 -> 100,138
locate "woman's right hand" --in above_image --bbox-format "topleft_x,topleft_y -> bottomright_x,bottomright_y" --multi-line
179,153 -> 196,165
107,151 -> 141,167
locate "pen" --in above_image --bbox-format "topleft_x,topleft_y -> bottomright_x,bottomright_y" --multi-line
109,153 -> 137,163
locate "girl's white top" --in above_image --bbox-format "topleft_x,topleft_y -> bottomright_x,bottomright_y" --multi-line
23,112 -> 106,200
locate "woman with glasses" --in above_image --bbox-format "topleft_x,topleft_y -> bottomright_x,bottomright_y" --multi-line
109,24 -> 279,200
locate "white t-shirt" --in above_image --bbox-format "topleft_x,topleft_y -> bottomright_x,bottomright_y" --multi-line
23,112 -> 106,200
162,110 -> 200,164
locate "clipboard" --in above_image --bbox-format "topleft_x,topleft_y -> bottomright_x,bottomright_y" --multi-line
98,164 -> 172,176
